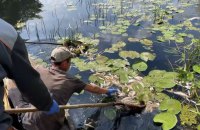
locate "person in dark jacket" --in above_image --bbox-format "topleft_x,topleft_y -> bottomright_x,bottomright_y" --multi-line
0,18 -> 60,130
8,46 -> 119,130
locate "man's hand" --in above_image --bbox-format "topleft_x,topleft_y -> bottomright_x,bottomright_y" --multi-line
46,99 -> 59,115
106,88 -> 119,96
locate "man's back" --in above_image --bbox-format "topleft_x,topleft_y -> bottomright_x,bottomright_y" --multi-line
35,65 -> 86,105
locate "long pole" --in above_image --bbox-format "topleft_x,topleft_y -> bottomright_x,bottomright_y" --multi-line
5,102 -> 145,114
25,41 -> 62,45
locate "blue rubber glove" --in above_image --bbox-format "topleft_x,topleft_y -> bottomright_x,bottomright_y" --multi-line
106,88 -> 119,96
46,99 -> 59,115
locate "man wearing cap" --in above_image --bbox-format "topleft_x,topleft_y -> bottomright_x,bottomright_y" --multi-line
8,46 -> 118,130
0,18 -> 60,130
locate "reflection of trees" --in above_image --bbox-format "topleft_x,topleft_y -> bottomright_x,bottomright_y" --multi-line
198,0 -> 200,13
0,0 -> 42,26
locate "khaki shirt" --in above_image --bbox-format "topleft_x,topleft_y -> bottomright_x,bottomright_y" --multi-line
21,66 -> 86,130
35,66 -> 86,105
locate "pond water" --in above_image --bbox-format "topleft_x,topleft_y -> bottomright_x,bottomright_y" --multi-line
1,0 -> 200,129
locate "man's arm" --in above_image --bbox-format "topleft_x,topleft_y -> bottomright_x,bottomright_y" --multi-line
84,83 -> 108,94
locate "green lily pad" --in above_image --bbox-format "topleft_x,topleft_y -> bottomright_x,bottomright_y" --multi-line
106,59 -> 129,68
159,99 -> 181,114
175,37 -> 184,43
197,125 -> 200,130
154,112 -> 177,130
176,9 -> 184,13
154,79 -> 176,88
157,36 -> 166,42
104,108 -> 117,120
140,52 -> 156,61
193,65 -> 200,74
178,33 -> 187,37
148,70 -> 166,77
72,58 -> 89,71
115,69 -> 129,84
119,51 -> 140,59
89,75 -> 104,84
144,70 -> 177,88
105,41 -> 126,53
140,39 -> 153,46
132,62 -> 148,72
96,55 -> 109,64
155,93 -> 170,102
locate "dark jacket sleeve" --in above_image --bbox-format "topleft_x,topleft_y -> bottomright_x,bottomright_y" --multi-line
9,36 -> 53,111
0,18 -> 53,111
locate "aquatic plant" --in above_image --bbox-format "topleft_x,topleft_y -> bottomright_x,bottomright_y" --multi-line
22,0 -> 200,128
180,105 -> 197,126
154,112 -> 177,130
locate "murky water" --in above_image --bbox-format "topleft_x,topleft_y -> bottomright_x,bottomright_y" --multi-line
1,0 -> 200,129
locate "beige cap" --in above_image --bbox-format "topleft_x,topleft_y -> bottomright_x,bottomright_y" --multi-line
51,47 -> 74,62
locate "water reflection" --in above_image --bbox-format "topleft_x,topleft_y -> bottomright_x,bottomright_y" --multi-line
0,0 -> 42,26
198,0 -> 200,13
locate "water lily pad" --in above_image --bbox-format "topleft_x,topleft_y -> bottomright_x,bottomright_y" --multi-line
140,52 -> 156,61
90,39 -> 100,45
95,65 -> 112,72
154,79 -> 176,88
132,62 -> 148,72
148,70 -> 166,77
144,70 -> 177,88
72,58 -> 89,71
128,37 -> 140,42
154,112 -> 177,130
119,51 -> 140,59
175,37 -> 184,43
176,9 -> 184,13
105,41 -> 126,53
89,75 -> 104,84
116,70 -> 129,83
106,59 -> 129,68
96,55 -> 109,64
193,65 -> 200,74
140,39 -> 153,46
157,36 -> 166,42
197,125 -> 200,130
104,108 -> 117,120
155,93 -> 170,102
178,33 -> 187,37
159,99 -> 181,114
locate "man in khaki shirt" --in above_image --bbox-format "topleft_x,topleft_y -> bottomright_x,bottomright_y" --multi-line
8,46 -> 118,130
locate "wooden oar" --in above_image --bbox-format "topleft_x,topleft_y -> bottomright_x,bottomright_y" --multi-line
5,102 -> 146,114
